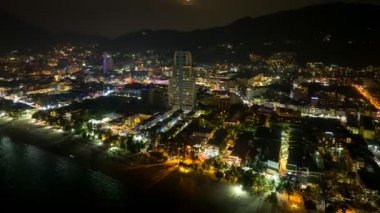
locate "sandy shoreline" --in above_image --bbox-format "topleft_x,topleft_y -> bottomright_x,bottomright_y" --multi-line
0,116 -> 285,213
0,117 -> 166,187
0,117 -> 215,190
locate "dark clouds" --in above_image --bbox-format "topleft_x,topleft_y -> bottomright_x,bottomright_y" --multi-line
1,0 -> 379,38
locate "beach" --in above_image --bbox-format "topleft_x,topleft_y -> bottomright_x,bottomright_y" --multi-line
0,116 -> 293,213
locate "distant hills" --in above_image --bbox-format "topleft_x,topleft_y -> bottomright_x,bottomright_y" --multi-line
0,10 -> 51,51
1,3 -> 380,66
0,10 -> 106,53
113,2 -> 380,66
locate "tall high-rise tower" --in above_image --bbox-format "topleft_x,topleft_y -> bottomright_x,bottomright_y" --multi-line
102,52 -> 113,74
168,51 -> 196,110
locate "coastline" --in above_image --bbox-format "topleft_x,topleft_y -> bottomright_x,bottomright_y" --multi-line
0,116 -> 283,213
0,117 -> 166,186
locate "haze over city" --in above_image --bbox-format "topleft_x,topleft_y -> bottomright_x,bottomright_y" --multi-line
1,0 -> 380,212
1,0 -> 379,37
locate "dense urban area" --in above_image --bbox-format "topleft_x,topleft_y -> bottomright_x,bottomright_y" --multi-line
1,43 -> 380,212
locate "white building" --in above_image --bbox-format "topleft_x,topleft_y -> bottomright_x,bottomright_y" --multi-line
168,51 -> 196,110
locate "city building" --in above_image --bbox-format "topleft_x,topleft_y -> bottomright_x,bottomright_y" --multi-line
168,51 -> 196,110
102,52 -> 113,74
360,116 -> 376,140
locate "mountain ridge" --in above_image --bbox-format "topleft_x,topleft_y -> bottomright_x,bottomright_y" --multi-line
0,9 -> 51,51
1,3 -> 380,66
112,2 -> 380,65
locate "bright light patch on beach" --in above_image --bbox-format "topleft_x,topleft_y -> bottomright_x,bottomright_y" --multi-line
231,185 -> 247,197
109,147 -> 119,152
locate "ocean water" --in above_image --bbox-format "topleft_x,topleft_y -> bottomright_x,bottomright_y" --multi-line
0,135 -> 128,210
0,130 -> 277,213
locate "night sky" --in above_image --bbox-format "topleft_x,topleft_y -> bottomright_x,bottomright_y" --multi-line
1,0 -> 379,38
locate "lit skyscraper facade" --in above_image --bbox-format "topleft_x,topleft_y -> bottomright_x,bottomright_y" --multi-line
168,51 -> 196,110
102,52 -> 113,74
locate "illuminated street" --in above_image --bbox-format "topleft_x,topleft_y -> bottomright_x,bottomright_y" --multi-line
352,84 -> 380,110
279,129 -> 290,176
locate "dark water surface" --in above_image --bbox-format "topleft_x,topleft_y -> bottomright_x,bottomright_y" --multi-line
0,121 -> 279,213
0,136 -> 129,210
